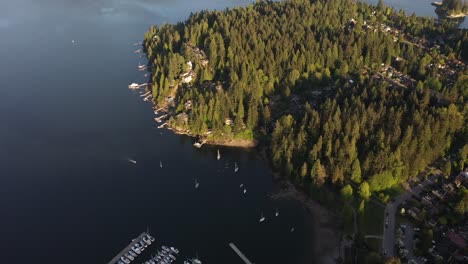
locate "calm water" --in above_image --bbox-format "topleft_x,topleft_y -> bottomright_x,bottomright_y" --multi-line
366,0 -> 467,28
0,1 -> 310,264
0,1 -> 463,264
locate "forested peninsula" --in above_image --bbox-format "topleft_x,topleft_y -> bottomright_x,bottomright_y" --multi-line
434,0 -> 468,18
143,0 -> 467,199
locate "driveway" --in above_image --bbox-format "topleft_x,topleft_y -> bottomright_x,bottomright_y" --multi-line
382,172 -> 439,257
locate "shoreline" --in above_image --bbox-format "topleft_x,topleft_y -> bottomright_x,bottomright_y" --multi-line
154,105 -> 258,148
271,180 -> 341,264
166,124 -> 258,148
261,149 -> 342,264
149,81 -> 339,264
446,12 -> 467,18
159,100 -> 342,262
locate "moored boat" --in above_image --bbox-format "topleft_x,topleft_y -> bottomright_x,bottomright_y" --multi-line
128,83 -> 139,89
259,212 -> 266,222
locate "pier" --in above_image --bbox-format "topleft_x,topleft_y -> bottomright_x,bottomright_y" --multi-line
107,232 -> 148,264
229,243 -> 253,264
140,91 -> 151,97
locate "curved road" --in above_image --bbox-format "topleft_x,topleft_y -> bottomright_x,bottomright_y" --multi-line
382,172 -> 439,257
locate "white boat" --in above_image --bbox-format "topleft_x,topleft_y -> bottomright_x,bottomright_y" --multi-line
195,179 -> 199,189
275,208 -> 279,217
239,184 -> 244,188
243,188 -> 247,194
170,247 -> 179,254
217,149 -> 220,160
138,63 -> 146,70
193,142 -> 202,148
128,159 -> 137,164
128,83 -> 139,89
259,212 -> 265,222
71,39 -> 75,43
234,162 -> 239,172
290,227 -> 295,232
160,161 -> 163,168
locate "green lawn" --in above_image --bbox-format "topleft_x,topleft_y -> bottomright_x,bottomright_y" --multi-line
365,237 -> 382,252
384,184 -> 405,198
359,200 -> 385,236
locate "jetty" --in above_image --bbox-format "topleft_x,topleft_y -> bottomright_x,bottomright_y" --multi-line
107,232 -> 149,264
155,114 -> 168,123
143,94 -> 152,102
154,108 -> 163,115
193,139 -> 206,148
129,83 -> 149,90
229,243 -> 253,264
140,91 -> 151,97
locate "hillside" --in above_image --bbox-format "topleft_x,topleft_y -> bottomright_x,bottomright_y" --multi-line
143,0 -> 467,197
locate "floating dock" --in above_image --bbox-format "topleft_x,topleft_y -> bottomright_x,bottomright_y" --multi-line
107,232 -> 148,264
229,243 -> 253,264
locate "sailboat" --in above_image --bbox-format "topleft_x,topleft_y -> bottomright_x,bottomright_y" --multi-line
195,179 -> 199,189
192,252 -> 202,264
217,149 -> 221,160
259,212 -> 266,222
160,161 -> 163,168
234,162 -> 239,173
275,208 -> 279,217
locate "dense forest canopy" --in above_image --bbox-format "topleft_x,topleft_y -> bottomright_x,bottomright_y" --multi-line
439,0 -> 468,15
143,0 -> 467,197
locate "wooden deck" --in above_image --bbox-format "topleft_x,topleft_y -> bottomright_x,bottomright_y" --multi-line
229,242 -> 253,264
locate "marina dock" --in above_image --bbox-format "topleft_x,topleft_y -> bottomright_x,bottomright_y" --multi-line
229,243 -> 253,264
107,232 -> 148,264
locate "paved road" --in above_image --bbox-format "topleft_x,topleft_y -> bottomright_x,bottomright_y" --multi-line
382,172 -> 439,257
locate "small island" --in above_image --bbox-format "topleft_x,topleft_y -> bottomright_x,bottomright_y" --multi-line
142,0 -> 467,262
433,0 -> 468,18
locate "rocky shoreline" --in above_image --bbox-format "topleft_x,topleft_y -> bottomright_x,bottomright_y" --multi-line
153,104 -> 258,148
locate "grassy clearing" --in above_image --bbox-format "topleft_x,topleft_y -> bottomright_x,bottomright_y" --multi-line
359,200 -> 385,236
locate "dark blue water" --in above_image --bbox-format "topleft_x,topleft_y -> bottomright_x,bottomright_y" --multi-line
0,1 -> 310,264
